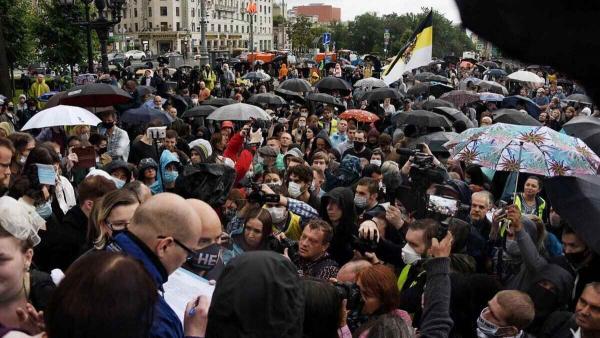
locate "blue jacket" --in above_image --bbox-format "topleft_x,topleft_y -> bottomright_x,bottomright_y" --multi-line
107,232 -> 184,338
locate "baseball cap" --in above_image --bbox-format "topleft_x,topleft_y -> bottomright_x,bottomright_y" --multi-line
221,121 -> 234,129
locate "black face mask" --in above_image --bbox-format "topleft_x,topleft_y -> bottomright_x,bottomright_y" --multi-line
102,121 -> 115,129
565,250 -> 589,267
98,147 -> 108,155
187,243 -> 221,271
354,141 -> 365,151
527,284 -> 559,318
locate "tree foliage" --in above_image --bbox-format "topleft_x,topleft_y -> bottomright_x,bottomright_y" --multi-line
283,8 -> 473,58
286,16 -> 314,53
33,0 -> 89,68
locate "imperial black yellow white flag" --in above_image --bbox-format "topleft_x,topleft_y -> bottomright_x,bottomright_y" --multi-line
383,11 -> 433,85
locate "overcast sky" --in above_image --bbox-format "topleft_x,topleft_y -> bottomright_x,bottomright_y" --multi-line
284,0 -> 462,23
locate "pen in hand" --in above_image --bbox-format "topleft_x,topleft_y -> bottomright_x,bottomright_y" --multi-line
188,296 -> 200,317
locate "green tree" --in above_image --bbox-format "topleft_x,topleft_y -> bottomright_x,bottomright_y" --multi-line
347,13 -> 384,54
286,16 -> 314,53
397,9 -> 474,58
328,21 -> 349,50
0,0 -> 36,97
33,0 -> 89,69
273,14 -> 285,27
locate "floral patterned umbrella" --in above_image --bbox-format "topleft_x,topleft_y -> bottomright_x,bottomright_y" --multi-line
443,123 -> 600,176
339,109 -> 380,123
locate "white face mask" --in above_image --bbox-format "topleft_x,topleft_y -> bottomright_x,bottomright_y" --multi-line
192,98 -> 199,104
401,243 -> 421,265
287,181 -> 303,198
354,195 -> 367,209
298,121 -> 306,127
267,207 -> 287,224
370,159 -> 382,166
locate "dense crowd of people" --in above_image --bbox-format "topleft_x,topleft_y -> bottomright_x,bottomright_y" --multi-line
0,54 -> 598,338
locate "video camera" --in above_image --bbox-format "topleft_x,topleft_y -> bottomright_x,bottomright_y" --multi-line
351,235 -> 378,256
333,281 -> 367,331
396,148 -> 447,219
245,181 -> 280,206
267,235 -> 299,261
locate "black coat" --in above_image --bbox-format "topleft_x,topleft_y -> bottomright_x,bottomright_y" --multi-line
33,206 -> 88,272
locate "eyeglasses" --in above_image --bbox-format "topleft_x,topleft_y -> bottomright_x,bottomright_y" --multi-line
157,235 -> 196,257
106,220 -> 130,231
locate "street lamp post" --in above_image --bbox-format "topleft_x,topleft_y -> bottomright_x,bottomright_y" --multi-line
198,0 -> 209,66
59,0 -> 125,74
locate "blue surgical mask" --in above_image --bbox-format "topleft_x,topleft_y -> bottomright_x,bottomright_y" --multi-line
36,200 -> 53,220
113,177 -> 126,189
149,180 -> 162,194
163,171 -> 179,184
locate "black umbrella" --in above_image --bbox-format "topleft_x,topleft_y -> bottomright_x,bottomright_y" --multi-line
407,83 -> 429,97
565,93 -> 593,105
182,105 -> 218,118
545,175 -> 600,254
431,107 -> 475,128
422,99 -> 455,110
307,93 -> 345,109
278,78 -> 312,92
201,97 -> 236,107
413,131 -> 459,153
429,83 -> 454,98
562,116 -> 600,155
366,87 -> 403,102
483,69 -> 507,78
62,83 -> 132,107
492,108 -> 542,126
392,110 -> 453,128
481,61 -> 500,69
416,72 -> 450,84
136,85 -> 156,97
274,88 -> 306,103
415,72 -> 436,82
121,105 -> 173,125
167,94 -> 189,114
314,76 -> 352,95
242,71 -> 271,82
247,93 -> 287,106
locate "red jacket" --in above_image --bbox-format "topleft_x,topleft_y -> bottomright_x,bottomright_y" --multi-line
224,132 -> 255,185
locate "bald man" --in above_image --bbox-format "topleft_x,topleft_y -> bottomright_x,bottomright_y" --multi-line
107,193 -> 203,338
336,259 -> 372,283
185,199 -> 226,280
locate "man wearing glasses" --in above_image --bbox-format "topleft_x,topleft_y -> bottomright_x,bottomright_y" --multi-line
106,193 -> 204,338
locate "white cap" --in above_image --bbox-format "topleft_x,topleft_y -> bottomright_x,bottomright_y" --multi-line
0,196 -> 45,246
582,107 -> 592,116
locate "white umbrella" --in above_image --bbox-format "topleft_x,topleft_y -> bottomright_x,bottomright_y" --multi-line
507,70 -> 545,84
354,77 -> 388,89
21,105 -> 102,130
207,103 -> 270,121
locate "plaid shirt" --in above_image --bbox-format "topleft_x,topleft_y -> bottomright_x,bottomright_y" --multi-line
225,198 -> 318,234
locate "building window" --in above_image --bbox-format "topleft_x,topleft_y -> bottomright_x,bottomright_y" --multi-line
236,25 -> 239,32
230,25 -> 233,32
241,26 -> 244,33
192,23 -> 196,31
123,9 -> 127,18
218,11 -> 221,19
135,23 -> 139,31
176,7 -> 180,16
148,7 -> 152,16
134,8 -> 138,17
160,6 -> 167,16
191,8 -> 195,17
176,22 -> 181,30
224,25 -> 227,32
211,24 -> 215,31
218,24 -> 221,32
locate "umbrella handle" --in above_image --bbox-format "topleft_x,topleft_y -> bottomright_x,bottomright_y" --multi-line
512,141 -> 525,202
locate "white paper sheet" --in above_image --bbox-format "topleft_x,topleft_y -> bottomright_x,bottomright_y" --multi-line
163,268 -> 215,323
